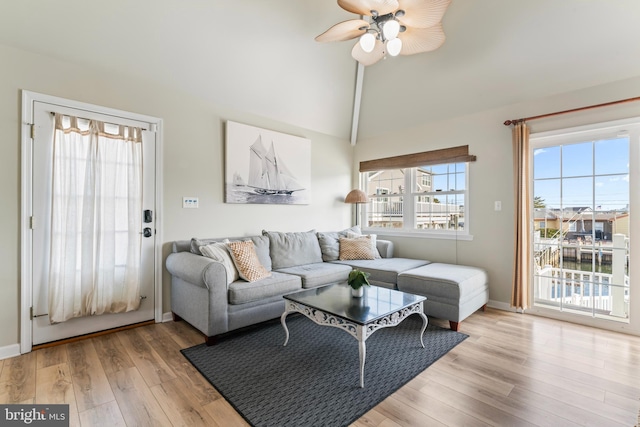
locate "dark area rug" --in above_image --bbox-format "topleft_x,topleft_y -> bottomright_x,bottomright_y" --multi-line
181,315 -> 468,427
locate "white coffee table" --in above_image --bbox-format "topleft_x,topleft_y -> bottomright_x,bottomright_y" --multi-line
281,283 -> 428,388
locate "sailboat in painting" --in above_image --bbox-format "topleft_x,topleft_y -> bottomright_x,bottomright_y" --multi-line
248,136 -> 304,195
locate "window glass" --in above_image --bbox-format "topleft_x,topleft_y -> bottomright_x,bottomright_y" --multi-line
364,163 -> 468,233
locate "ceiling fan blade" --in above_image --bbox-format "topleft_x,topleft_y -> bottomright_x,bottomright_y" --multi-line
398,23 -> 446,55
338,0 -> 399,16
315,19 -> 370,42
351,39 -> 385,66
397,0 -> 451,29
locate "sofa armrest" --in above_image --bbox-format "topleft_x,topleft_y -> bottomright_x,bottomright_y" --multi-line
166,252 -> 227,289
376,239 -> 394,258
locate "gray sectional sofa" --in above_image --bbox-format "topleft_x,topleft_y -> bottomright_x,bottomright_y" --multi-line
166,228 -> 489,344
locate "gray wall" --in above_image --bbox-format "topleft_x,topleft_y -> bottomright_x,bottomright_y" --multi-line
0,44 -> 353,348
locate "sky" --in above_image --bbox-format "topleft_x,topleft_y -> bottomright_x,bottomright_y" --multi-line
533,137 -> 629,211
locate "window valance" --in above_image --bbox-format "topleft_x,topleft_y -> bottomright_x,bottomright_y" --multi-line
359,145 -> 476,172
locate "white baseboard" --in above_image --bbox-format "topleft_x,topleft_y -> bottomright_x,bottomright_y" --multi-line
487,300 -> 519,313
162,312 -> 174,323
0,344 -> 21,361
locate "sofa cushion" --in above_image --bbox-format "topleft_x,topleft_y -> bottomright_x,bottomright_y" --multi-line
275,262 -> 352,289
316,226 -> 361,261
199,240 -> 239,286
397,263 -> 488,305
226,240 -> 271,282
263,230 -> 323,269
228,272 -> 302,305
339,236 -> 377,260
250,235 -> 272,271
330,258 -> 431,285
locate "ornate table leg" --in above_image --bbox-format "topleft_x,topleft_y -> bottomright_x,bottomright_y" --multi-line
417,310 -> 429,348
357,326 -> 366,388
280,310 -> 291,346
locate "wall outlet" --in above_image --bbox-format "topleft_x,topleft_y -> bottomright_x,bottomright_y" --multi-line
183,197 -> 199,208
494,200 -> 502,211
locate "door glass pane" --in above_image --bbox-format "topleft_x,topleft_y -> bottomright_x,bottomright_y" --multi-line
534,146 -> 560,179
562,142 -> 593,177
595,138 -> 629,175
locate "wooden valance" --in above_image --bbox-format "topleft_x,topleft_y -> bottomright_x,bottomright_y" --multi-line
359,145 -> 476,172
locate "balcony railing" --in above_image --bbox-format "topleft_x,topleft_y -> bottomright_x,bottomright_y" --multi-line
535,266 -> 629,315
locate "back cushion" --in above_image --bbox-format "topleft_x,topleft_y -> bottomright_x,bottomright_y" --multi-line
263,230 -> 323,269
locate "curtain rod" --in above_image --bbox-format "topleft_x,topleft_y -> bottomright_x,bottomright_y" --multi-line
50,111 -> 149,131
503,95 -> 640,126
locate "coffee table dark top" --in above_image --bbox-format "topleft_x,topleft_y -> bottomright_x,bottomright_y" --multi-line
283,283 -> 426,325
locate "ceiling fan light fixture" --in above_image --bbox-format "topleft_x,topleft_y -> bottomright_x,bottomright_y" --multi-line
318,0 -> 451,66
359,32 -> 376,53
387,37 -> 402,56
382,19 -> 400,40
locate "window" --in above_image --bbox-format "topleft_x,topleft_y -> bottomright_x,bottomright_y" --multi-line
357,145 -> 475,237
361,162 -> 468,234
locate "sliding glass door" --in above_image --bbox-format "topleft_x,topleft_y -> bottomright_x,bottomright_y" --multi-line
531,119 -> 638,323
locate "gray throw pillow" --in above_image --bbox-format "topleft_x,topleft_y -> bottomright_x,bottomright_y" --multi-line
262,230 -> 323,269
190,238 -> 207,255
250,235 -> 272,271
316,226 -> 361,261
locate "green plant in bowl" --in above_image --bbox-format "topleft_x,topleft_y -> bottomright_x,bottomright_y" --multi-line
348,269 -> 371,290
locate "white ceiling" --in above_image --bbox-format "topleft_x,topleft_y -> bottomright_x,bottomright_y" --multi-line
2,0 -> 640,141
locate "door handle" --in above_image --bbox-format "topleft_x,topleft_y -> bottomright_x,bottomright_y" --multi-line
142,227 -> 152,238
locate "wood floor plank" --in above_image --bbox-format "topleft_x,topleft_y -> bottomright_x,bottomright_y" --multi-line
375,395 -> 450,427
423,367 -> 583,427
393,385 -> 494,426
150,377 -> 219,426
447,339 -> 607,401
202,398 -> 250,427
159,320 -> 205,348
67,339 -> 115,412
136,323 -> 221,405
350,408 -> 401,427
35,363 -> 80,427
508,385 -> 634,427
92,333 -> 135,375
78,400 -> 126,427
107,366 -> 172,427
0,351 -> 36,403
116,328 -> 176,387
416,380 -> 537,427
36,345 -> 68,370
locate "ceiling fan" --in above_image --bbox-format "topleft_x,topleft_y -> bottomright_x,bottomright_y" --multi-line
316,0 -> 451,66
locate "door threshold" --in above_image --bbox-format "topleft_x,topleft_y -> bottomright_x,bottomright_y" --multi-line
32,319 -> 155,350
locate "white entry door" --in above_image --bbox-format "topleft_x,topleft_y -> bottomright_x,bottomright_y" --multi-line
30,100 -> 157,346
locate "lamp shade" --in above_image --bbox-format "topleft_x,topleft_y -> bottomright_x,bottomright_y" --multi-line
345,189 -> 368,204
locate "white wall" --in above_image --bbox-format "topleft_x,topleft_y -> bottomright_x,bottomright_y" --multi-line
354,74 -> 640,306
0,43 -> 353,348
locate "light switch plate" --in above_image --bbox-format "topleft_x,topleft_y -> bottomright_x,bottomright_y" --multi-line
183,197 -> 199,208
494,201 -> 502,211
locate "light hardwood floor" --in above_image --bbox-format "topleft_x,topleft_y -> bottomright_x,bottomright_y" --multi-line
1,308 -> 639,426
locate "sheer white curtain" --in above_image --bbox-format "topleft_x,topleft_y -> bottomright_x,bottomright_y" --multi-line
48,114 -> 143,323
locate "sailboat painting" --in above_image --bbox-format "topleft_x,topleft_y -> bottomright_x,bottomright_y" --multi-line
225,121 -> 310,205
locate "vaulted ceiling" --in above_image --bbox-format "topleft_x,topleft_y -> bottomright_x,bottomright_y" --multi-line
2,0 -> 640,141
